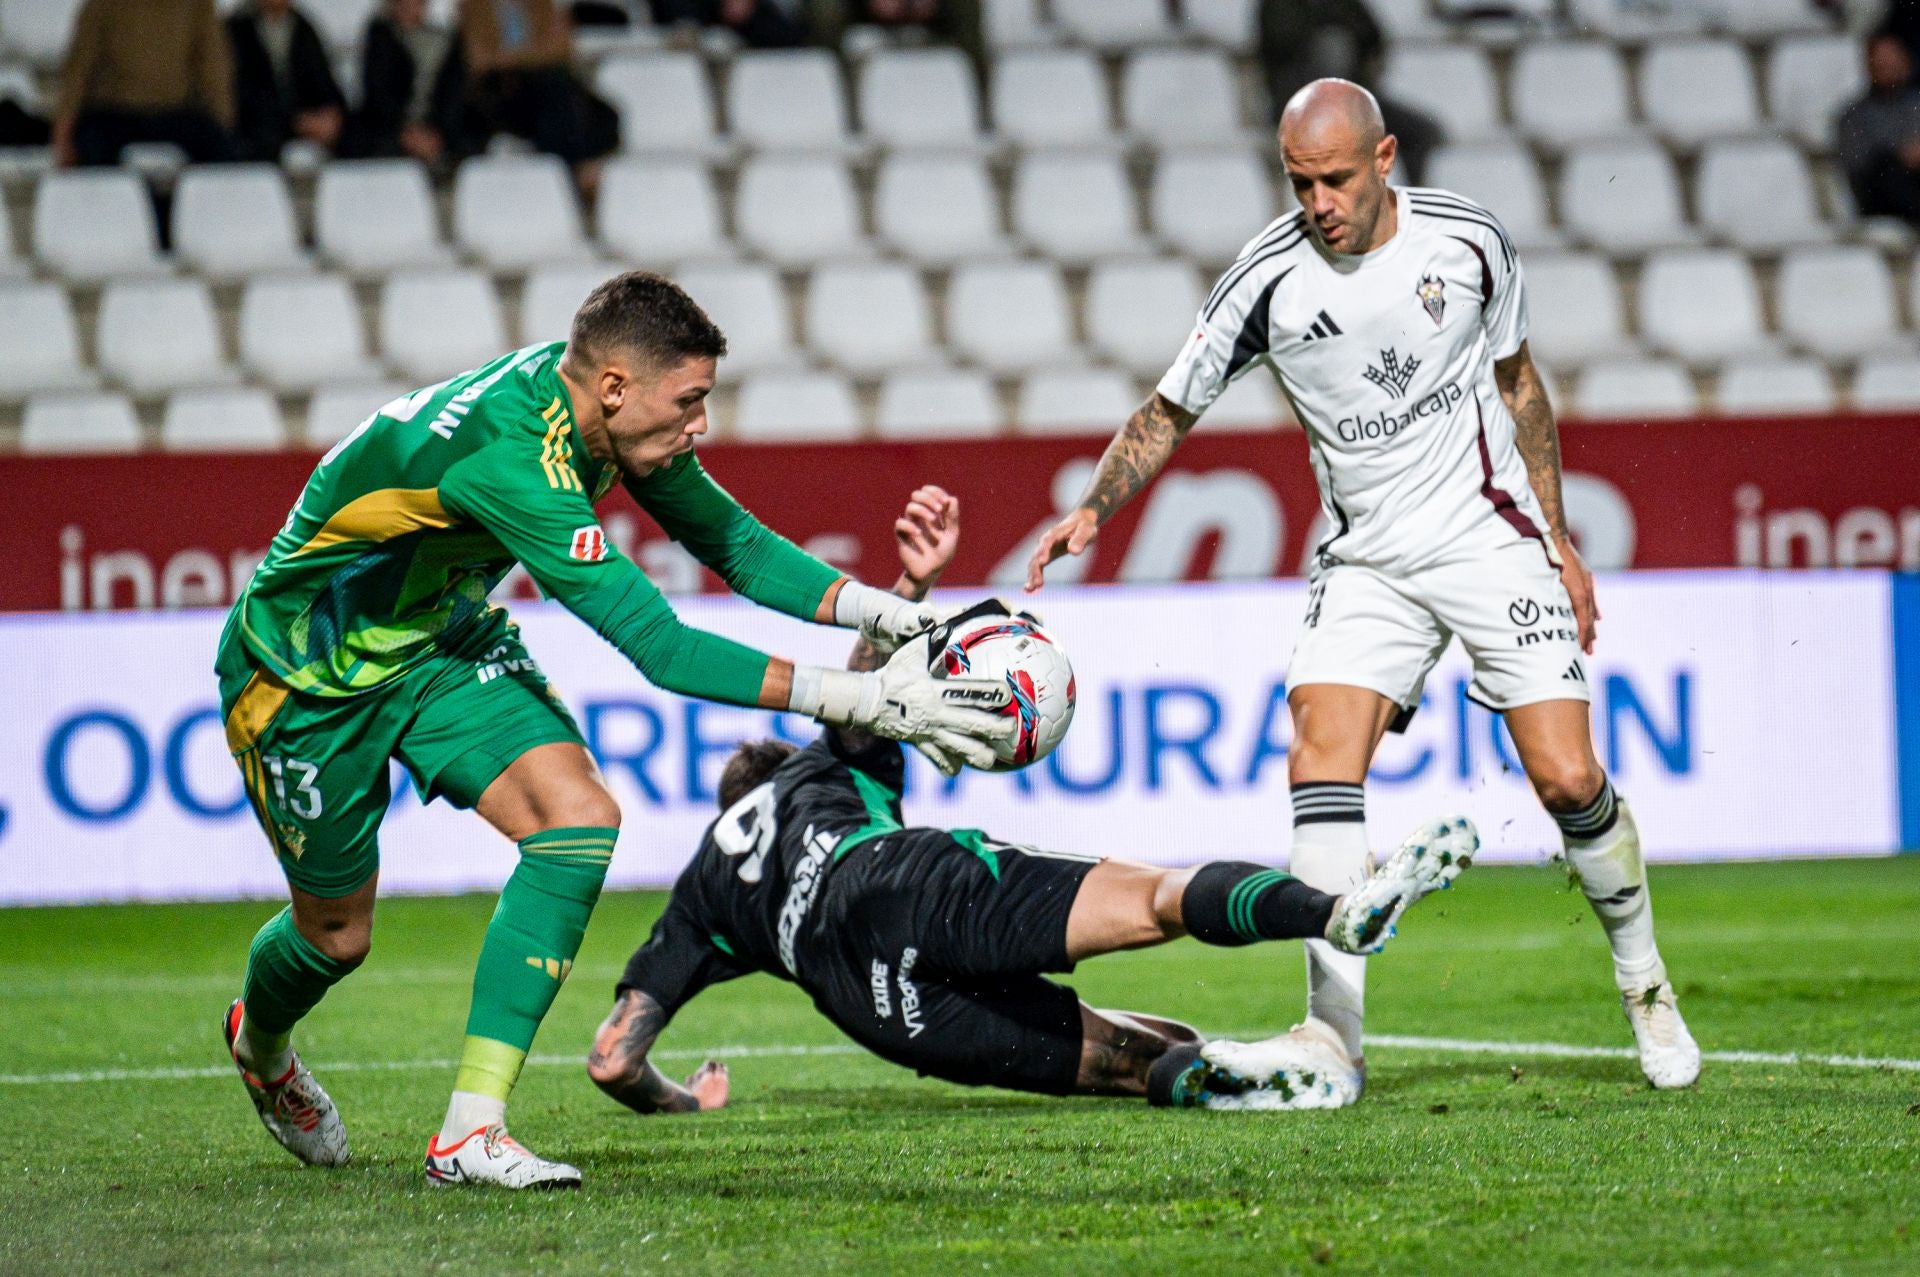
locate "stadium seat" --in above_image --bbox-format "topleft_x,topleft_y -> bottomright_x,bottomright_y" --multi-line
1511,42 -> 1634,148
1639,40 -> 1762,147
873,153 -> 1008,264
1422,143 -> 1558,250
728,49 -> 850,152
0,198 -> 26,279
379,269 -> 507,382
858,48 -> 982,149
0,283 -> 94,399
0,0 -> 84,65
1085,258 -> 1202,375
172,165 -> 304,279
1722,0 -> 1828,37
990,49 -> 1110,149
735,156 -> 865,264
1775,247 -> 1906,360
804,262 -> 933,375
1636,250 -> 1769,364
1523,252 -> 1633,367
1558,141 -> 1696,253
1380,44 -> 1502,142
160,387 -> 286,451
1564,0 -> 1707,39
1368,0 -> 1442,38
1120,49 -> 1243,146
874,368 -> 1001,439
1151,151 -> 1275,261
1052,0 -> 1171,48
239,274 -> 373,391
1852,355 -> 1920,411
303,0 -> 378,51
20,392 -> 141,454
946,261 -> 1075,373
1695,139 -> 1829,249
1182,0 -> 1257,50
596,159 -> 726,265
597,52 -> 721,154
520,263 -> 612,345
454,154 -> 590,270
983,0 -> 1052,48
306,381 -> 406,447
673,262 -> 797,372
96,280 -> 233,395
1016,366 -> 1138,435
1715,358 -> 1836,415
1202,369 -> 1287,431
1573,359 -> 1698,418
1767,35 -> 1863,149
316,161 -> 450,275
33,170 -> 166,280
1012,152 -> 1147,263
733,369 -> 862,441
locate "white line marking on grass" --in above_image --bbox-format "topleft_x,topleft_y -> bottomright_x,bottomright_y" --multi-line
3,1037 -> 1916,1087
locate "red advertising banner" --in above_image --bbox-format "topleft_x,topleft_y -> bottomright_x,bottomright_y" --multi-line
3,415 -> 1916,613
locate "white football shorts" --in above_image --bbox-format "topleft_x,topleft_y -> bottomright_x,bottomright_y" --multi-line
1288,541 -> 1592,718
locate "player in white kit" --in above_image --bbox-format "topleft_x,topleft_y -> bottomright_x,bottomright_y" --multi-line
1025,80 -> 1699,1100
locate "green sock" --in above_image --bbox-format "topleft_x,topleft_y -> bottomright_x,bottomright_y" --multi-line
240,906 -> 359,1053
454,826 -> 616,1100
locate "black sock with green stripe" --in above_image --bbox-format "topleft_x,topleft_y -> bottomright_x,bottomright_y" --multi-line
1181,862 -> 1336,947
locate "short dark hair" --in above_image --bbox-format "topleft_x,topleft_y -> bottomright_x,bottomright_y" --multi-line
717,738 -> 799,810
567,271 -> 727,373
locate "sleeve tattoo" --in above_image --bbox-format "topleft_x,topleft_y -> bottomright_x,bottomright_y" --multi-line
1498,348 -> 1570,541
1077,393 -> 1199,522
588,990 -> 700,1114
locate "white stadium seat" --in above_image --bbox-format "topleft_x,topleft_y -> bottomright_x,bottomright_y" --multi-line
1722,0 -> 1828,38
1182,0 -> 1257,50
1852,356 -> 1920,411
804,262 -> 933,375
1368,0 -> 1443,39
596,159 -> 726,265
303,0 -> 378,51
873,154 -> 1008,264
0,0 -> 84,65
161,388 -> 285,451
1120,49 -> 1242,146
1574,358 -> 1698,418
1012,152 -> 1146,263
1768,35 -> 1863,149
239,274 -> 372,390
1715,358 -> 1836,415
1695,139 -> 1828,250
1559,141 -> 1696,253
316,161 -> 450,274
1381,44 -> 1502,142
96,279 -> 232,395
21,392 -> 141,454
1565,0 -> 1707,40
946,261 -> 1074,373
454,154 -> 589,270
1052,0 -> 1171,49
728,50 -> 850,151
1639,40 -> 1761,148
379,269 -> 507,382
1523,253 -> 1633,367
33,170 -> 166,280
0,283 -> 94,398
1151,152 -> 1274,261
1423,144 -> 1558,250
735,156 -> 865,264
0,198 -> 26,279
1202,368 -> 1287,431
983,0 -> 1051,49
859,48 -> 982,149
733,369 -> 861,441
1775,247 -> 1906,360
673,262 -> 796,373
520,263 -> 612,346
306,381 -> 406,448
991,49 -> 1109,149
172,165 -> 305,279
1085,258 -> 1202,375
1512,42 -> 1634,148
1635,250 -> 1769,364
1016,366 -> 1138,435
597,53 -> 719,154
875,368 -> 1001,440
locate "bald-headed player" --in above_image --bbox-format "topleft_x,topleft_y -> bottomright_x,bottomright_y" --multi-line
1027,81 -> 1700,1098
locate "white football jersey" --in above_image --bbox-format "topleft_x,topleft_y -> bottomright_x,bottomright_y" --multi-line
1158,186 -> 1557,575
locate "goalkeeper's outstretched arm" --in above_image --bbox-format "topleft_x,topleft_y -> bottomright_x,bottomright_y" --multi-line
587,989 -> 728,1115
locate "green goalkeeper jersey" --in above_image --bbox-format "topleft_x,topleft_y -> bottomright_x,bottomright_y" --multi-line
218,341 -> 841,703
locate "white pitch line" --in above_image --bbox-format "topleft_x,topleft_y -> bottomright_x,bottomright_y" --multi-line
3,1036 -> 1917,1087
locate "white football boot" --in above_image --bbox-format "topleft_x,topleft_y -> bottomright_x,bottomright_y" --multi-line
1621,981 -> 1701,1089
1197,1018 -> 1365,1111
424,1124 -> 582,1190
222,999 -> 350,1167
1327,815 -> 1479,955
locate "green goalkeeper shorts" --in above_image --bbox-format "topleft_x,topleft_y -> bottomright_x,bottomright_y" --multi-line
217,611 -> 587,898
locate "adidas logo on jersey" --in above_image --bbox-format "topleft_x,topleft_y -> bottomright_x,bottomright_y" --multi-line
1362,348 -> 1422,398
1302,310 -> 1344,341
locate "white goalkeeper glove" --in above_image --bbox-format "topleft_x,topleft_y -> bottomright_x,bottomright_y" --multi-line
789,633 -> 1017,776
833,579 -> 946,656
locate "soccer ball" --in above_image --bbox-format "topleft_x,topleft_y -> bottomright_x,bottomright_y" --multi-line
936,612 -> 1075,771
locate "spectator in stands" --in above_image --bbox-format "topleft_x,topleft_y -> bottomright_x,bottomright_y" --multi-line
226,0 -> 347,162
462,0 -> 619,193
650,0 -> 810,49
51,0 -> 236,167
346,0 -> 472,165
1838,28 -> 1920,225
1257,0 -> 1440,183
1879,0 -> 1920,68
810,1 -> 986,72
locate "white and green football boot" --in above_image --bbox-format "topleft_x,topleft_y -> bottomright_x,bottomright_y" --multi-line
1326,815 -> 1479,955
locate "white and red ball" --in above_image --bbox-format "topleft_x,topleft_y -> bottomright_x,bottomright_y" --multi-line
937,613 -> 1075,771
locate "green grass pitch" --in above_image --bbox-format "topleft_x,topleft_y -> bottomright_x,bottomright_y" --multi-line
3,858 -> 1917,1275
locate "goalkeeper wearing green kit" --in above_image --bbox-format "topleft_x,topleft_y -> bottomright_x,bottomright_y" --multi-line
213,272 -> 1014,1190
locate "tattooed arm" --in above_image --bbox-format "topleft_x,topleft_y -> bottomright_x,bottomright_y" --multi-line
1495,341 -> 1599,653
1023,391 -> 1199,592
587,989 -> 729,1115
